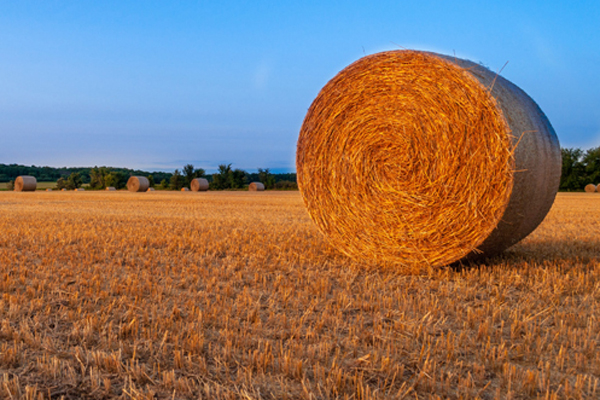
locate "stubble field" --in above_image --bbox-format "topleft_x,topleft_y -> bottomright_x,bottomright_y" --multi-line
0,191 -> 599,399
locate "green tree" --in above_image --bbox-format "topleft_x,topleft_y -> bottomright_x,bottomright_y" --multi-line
65,172 -> 83,190
160,179 -> 169,190
7,180 -> 14,190
183,164 -> 195,187
56,177 -> 66,190
211,164 -> 232,189
560,148 -> 585,191
89,167 -> 104,189
148,174 -> 155,187
105,171 -> 127,189
230,168 -> 246,189
258,168 -> 275,189
583,146 -> 600,184
170,169 -> 184,190
183,164 -> 206,187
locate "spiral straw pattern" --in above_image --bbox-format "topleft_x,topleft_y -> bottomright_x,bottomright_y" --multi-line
297,50 -> 561,270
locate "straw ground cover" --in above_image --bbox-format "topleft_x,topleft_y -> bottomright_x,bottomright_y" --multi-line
0,191 -> 599,399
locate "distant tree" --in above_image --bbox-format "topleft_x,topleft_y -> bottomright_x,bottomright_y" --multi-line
560,148 -> 585,191
6,180 -> 14,191
56,177 -> 66,190
105,171 -> 127,189
65,173 -> 83,190
183,164 -> 195,187
182,164 -> 206,187
230,168 -> 247,189
195,167 -> 206,179
169,169 -> 184,190
211,164 -> 232,190
583,146 -> 600,184
274,180 -> 298,190
258,168 -> 276,189
148,174 -> 155,188
160,179 -> 169,190
89,167 -> 104,189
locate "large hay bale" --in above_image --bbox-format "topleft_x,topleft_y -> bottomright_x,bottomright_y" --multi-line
106,187 -> 116,191
14,176 -> 37,192
296,50 -> 561,269
191,178 -> 209,192
127,176 -> 150,192
249,182 -> 265,191
585,184 -> 597,193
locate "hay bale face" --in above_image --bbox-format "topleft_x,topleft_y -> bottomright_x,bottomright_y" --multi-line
249,182 -> 265,191
296,50 -> 561,270
127,176 -> 150,192
585,184 -> 597,193
14,176 -> 37,192
191,178 -> 209,192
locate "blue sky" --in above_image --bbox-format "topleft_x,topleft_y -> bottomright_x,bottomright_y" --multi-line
1,1 -> 598,172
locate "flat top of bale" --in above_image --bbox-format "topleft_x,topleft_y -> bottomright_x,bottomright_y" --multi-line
297,50 -> 514,269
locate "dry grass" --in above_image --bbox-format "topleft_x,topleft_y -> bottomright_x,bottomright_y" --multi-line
0,191 -> 599,399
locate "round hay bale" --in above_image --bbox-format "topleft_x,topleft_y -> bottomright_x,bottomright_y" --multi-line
191,178 -> 209,192
46,188 -> 52,192
296,50 -> 561,269
147,187 -> 156,192
127,176 -> 150,192
584,184 -> 597,193
75,188 -> 85,191
61,188 -> 67,191
106,187 -> 116,191
249,182 -> 265,191
181,187 -> 190,191
14,176 -> 37,192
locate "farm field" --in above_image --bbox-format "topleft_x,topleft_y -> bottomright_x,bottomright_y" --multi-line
0,191 -> 599,399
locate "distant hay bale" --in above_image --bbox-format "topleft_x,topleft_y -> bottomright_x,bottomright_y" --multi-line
75,188 -> 85,192
147,187 -> 156,192
127,176 -> 150,192
249,182 -> 265,191
585,184 -> 597,193
46,188 -> 52,192
106,187 -> 116,191
181,187 -> 190,191
14,176 -> 37,192
296,50 -> 561,269
61,188 -> 67,191
191,178 -> 209,192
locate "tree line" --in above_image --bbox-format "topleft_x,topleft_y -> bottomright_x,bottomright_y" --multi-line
163,164 -> 297,191
1,163 -> 297,190
5,146 -> 598,191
